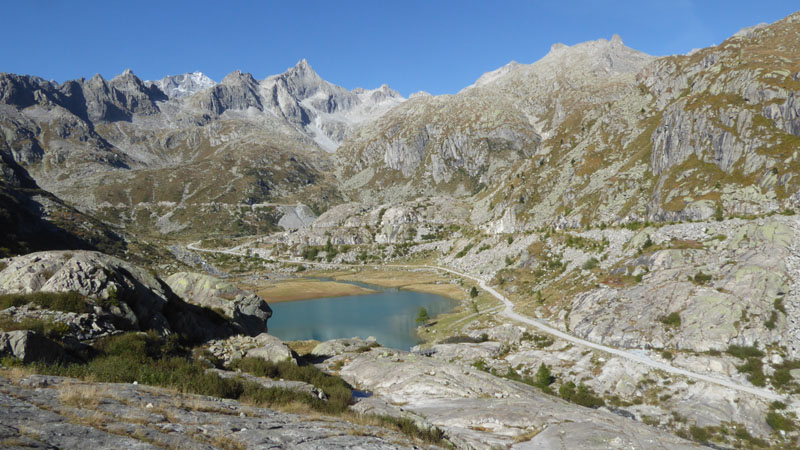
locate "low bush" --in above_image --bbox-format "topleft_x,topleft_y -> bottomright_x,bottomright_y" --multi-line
355,342 -> 380,353
0,291 -> 92,313
765,310 -> 778,330
581,257 -> 599,270
735,358 -> 766,387
689,425 -> 710,443
726,345 -> 764,359
766,411 -> 796,432
455,243 -> 473,258
439,335 -> 484,344
16,332 -> 334,415
692,272 -> 712,285
659,312 -> 681,328
229,357 -> 353,413
0,317 -> 71,339
558,382 -> 604,408
370,415 -> 446,445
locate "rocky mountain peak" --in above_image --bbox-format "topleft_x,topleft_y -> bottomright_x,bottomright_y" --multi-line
464,61 -> 523,91
148,71 -> 216,99
290,58 -> 317,78
539,34 -> 653,75
221,70 -> 258,86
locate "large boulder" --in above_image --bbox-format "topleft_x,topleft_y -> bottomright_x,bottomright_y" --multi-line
0,330 -> 67,363
165,272 -> 271,336
245,333 -> 294,364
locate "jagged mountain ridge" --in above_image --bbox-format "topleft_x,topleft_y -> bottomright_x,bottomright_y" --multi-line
335,33 -> 655,204
2,12 -> 800,240
0,60 -> 406,237
335,13 -> 800,231
186,59 -> 405,151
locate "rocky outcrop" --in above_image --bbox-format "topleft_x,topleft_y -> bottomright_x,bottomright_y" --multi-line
0,375 -> 418,449
206,333 -> 295,364
564,219 -> 794,353
328,344 -> 699,449
0,330 -> 67,364
0,251 -> 240,342
165,272 -> 271,336
276,203 -> 317,229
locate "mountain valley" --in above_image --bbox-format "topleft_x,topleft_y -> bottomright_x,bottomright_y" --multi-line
2,10 -> 800,450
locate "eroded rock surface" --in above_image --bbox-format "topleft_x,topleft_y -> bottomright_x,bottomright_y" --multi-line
0,374 -> 417,449
166,272 -> 272,336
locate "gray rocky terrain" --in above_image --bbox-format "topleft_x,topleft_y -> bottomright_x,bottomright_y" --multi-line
0,374 -> 419,449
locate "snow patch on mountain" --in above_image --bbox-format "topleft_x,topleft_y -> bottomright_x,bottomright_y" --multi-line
150,72 -> 217,98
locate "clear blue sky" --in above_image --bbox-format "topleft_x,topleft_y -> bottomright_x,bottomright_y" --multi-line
1,1 -> 797,96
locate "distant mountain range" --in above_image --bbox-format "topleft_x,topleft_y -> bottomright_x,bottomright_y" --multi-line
1,11 -> 799,240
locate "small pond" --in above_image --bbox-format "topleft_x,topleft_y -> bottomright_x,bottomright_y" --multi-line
267,281 -> 457,350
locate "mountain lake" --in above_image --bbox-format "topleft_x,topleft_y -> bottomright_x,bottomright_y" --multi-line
267,280 -> 457,350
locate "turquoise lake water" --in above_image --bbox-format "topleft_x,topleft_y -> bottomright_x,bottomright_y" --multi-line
267,282 -> 457,350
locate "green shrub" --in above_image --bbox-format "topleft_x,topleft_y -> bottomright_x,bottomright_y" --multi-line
733,426 -> 768,447
558,382 -> 604,408
689,425 -> 710,443
661,350 -> 673,360
533,363 -> 553,388
692,272 -> 712,284
771,401 -> 787,410
659,312 -> 681,328
21,332 -> 338,415
455,243 -> 473,258
559,382 -> 576,401
99,286 -> 120,308
507,236 -> 514,245
714,204 -> 724,222
0,317 -> 71,339
765,310 -> 778,330
581,257 -> 599,270
573,383 -> 604,408
355,342 -> 380,353
469,286 -> 479,298
726,345 -> 764,359
766,411 -> 796,431
229,357 -> 353,413
439,335 -> 484,344
472,359 -> 489,372
0,291 -> 92,313
372,415 -> 446,445
736,358 -> 766,387
773,368 -> 792,389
